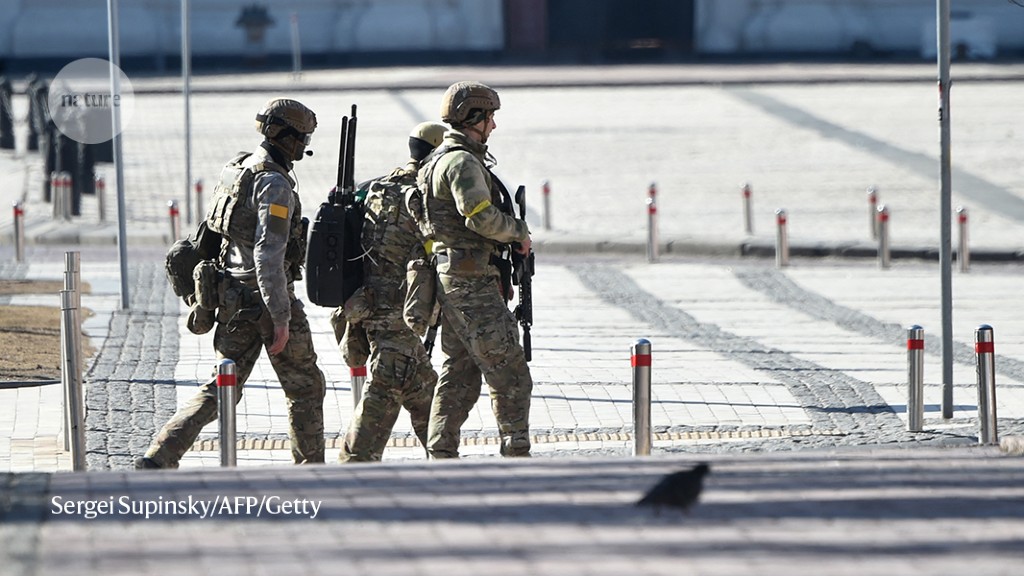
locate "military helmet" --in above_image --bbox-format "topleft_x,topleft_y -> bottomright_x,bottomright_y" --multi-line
255,98 -> 317,161
440,81 -> 500,127
408,121 -> 447,162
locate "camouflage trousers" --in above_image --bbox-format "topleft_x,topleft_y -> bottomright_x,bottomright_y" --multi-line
145,296 -> 326,468
428,271 -> 533,459
335,317 -> 436,462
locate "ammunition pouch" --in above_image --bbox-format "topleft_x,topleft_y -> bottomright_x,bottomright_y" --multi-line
192,260 -> 223,311
404,256 -> 438,337
492,253 -> 513,302
285,216 -> 309,282
186,302 -> 216,335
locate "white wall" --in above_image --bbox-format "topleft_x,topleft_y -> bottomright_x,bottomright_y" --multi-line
696,0 -> 1024,57
0,0 -> 503,60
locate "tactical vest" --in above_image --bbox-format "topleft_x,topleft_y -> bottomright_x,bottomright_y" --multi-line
206,152 -> 307,280
410,144 -> 513,249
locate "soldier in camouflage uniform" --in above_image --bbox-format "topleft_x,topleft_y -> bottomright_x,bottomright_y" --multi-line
417,81 -> 533,458
136,99 -> 326,469
328,122 -> 447,462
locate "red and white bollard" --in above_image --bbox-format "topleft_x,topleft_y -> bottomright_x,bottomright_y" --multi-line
742,182 -> 753,235
646,182 -> 658,263
95,175 -> 106,223
907,325 -> 925,432
975,325 -> 998,445
541,179 -> 551,231
12,201 -> 25,262
631,338 -> 652,456
63,172 -> 74,217
877,204 -> 891,269
51,172 -> 71,221
867,186 -> 879,239
167,200 -> 181,242
957,206 -> 970,273
775,209 -> 789,268
217,359 -> 238,466
194,179 -> 204,224
350,365 -> 367,407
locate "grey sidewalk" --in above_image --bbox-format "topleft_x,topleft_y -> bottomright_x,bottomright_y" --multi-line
4,445 -> 1024,576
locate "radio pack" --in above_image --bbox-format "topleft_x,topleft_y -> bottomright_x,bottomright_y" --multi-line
305,104 -> 364,307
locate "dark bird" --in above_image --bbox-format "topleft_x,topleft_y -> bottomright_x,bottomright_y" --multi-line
637,463 -> 711,513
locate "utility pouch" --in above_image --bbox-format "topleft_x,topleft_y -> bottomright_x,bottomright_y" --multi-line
193,260 -> 222,311
404,256 -> 437,337
492,253 -> 513,303
186,302 -> 216,335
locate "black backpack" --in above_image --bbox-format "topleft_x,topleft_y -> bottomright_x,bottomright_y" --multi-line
305,196 -> 364,307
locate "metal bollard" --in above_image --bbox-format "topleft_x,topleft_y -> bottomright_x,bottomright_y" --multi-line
742,182 -> 753,235
95,175 -> 106,223
62,252 -> 83,455
60,287 -> 86,471
217,359 -> 238,466
59,253 -> 85,469
13,201 -> 25,262
64,172 -> 76,218
775,209 -> 789,268
957,206 -> 970,273
167,200 -> 180,242
631,338 -> 652,456
194,179 -> 204,225
350,365 -> 367,407
59,172 -> 73,221
542,180 -> 551,231
867,186 -> 879,239
877,204 -> 891,269
975,325 -> 998,445
50,172 -> 62,220
646,182 -> 658,263
907,325 -> 925,432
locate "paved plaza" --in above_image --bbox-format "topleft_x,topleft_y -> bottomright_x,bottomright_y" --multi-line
2,63 -> 1024,573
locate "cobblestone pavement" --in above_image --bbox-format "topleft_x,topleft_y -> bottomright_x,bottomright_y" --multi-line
2,63 -> 1024,573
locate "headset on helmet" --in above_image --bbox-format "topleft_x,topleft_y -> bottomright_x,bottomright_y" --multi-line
440,81 -> 500,128
255,98 -> 317,162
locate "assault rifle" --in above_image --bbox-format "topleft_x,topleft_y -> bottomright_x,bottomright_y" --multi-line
511,185 -> 534,362
305,104 -> 364,307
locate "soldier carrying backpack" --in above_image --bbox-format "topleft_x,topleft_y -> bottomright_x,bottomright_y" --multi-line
137,98 -> 327,469
329,121 -> 447,462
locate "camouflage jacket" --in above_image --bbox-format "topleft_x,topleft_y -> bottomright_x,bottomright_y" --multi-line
418,130 -> 528,275
214,146 -> 303,328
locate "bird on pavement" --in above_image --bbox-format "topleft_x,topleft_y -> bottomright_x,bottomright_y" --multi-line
636,463 -> 711,514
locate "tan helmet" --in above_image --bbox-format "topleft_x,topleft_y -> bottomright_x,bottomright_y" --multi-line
408,121 -> 447,162
439,81 -> 500,127
255,98 -> 317,161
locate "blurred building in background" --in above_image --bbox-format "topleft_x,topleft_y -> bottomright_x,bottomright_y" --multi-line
0,0 -> 1022,72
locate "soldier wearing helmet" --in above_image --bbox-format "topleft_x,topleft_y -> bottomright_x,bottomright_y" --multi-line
416,81 -> 534,459
137,98 -> 327,469
328,121 -> 448,462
